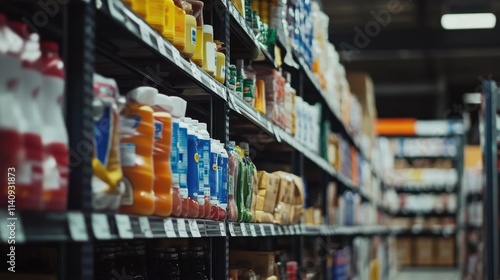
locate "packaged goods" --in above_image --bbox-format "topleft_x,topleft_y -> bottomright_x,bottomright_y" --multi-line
196,121 -> 212,218
184,118 -> 201,218
163,0 -> 177,41
183,2 -> 197,58
227,141 -> 240,221
173,0 -> 186,52
209,139 -> 220,220
218,141 -> 229,220
240,142 -> 255,222
202,25 -> 216,76
235,144 -> 250,221
214,41 -> 226,84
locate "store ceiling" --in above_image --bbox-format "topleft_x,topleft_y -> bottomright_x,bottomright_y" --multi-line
324,0 -> 500,119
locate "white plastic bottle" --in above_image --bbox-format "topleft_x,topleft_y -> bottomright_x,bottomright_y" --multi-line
197,122 -> 212,219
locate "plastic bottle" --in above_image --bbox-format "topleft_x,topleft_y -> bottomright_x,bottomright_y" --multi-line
0,16 -> 25,208
173,0 -> 186,52
177,113 -> 190,217
40,41 -> 68,211
217,140 -> 228,221
189,1 -> 204,66
152,94 -> 174,217
119,87 -> 157,215
91,74 -> 124,211
163,0 -> 177,42
235,144 -> 249,222
226,142 -> 239,221
9,22 -> 45,210
239,142 -> 254,222
214,40 -> 226,84
184,117 -> 200,218
146,0 -> 165,32
201,25 -> 216,76
183,2 -> 196,58
197,122 -> 212,219
159,96 -> 186,217
130,0 -> 146,18
235,60 -> 244,98
208,139 -> 219,220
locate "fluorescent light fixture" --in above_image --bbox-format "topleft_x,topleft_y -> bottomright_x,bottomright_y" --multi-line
441,13 -> 496,29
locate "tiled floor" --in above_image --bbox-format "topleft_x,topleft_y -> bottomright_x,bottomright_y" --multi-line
397,268 -> 460,280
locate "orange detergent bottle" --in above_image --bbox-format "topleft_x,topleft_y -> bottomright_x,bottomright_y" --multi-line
119,87 -> 157,216
152,94 -> 174,217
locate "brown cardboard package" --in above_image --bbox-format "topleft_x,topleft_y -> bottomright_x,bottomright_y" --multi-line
396,237 -> 413,266
230,251 -> 276,278
435,237 -> 455,266
415,237 -> 434,266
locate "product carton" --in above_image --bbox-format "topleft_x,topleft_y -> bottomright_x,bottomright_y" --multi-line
230,251 -> 276,278
435,237 -> 455,266
415,237 -> 434,266
396,237 -> 413,266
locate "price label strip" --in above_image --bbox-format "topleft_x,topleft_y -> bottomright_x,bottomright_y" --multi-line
209,79 -> 218,93
92,214 -> 112,240
171,45 -> 183,67
177,219 -> 189,238
115,214 -> 134,239
138,216 -> 153,238
138,22 -> 154,46
250,224 -> 257,237
157,36 -> 167,56
228,223 -> 236,236
259,224 -> 266,236
190,61 -> 202,82
219,222 -> 226,236
240,223 -> 248,236
164,219 -> 177,238
188,220 -> 202,238
270,225 -> 277,236
68,212 -> 89,241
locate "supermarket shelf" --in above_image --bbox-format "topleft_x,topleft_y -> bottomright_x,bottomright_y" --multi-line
392,186 -> 457,194
394,154 -> 457,159
388,225 -> 457,236
391,210 -> 456,217
227,2 -> 277,68
96,0 -> 226,100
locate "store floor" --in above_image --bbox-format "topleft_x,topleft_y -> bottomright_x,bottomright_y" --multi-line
398,267 -> 460,280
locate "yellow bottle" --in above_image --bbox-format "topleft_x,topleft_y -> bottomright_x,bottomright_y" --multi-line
190,1 -> 205,66
214,40 -> 226,84
183,3 -> 196,58
146,0 -> 165,32
202,25 -> 215,76
163,0 -> 176,41
173,4 -> 186,52
131,0 -> 146,18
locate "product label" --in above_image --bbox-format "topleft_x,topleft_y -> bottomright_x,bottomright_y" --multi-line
171,122 -> 179,185
191,27 -> 196,45
210,151 -> 218,201
178,126 -> 188,193
154,120 -> 163,140
94,108 -> 113,166
228,176 -> 234,196
219,156 -> 228,205
120,143 -> 136,167
120,177 -> 133,205
187,133 -> 199,200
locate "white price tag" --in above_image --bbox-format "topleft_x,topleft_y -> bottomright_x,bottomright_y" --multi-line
228,93 -> 241,113
157,36 -> 167,56
115,214 -> 134,239
139,23 -> 153,45
68,212 -> 88,241
259,224 -> 266,236
295,225 -> 301,235
219,222 -> 226,236
188,220 -> 201,238
164,219 -> 177,238
229,223 -> 236,236
240,223 -> 248,236
171,46 -> 182,67
177,219 -> 189,238
289,226 -> 295,235
91,214 -> 111,240
190,61 -> 202,81
138,217 -> 153,238
277,226 -> 284,235
250,224 -> 257,237
210,79 -> 217,93
274,127 -> 282,143
270,225 -> 277,236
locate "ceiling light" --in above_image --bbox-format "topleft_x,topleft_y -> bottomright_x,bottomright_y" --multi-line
441,13 -> 496,29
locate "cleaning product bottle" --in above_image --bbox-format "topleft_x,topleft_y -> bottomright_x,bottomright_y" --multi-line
91,74 -> 124,211
202,25 -> 216,76
119,86 -> 157,216
146,0 -> 165,32
217,140 -> 228,221
173,0 -> 186,52
209,139 -> 219,220
197,122 -> 212,219
182,2 -> 196,58
163,0 -> 177,42
227,142 -> 239,221
10,22 -> 44,210
40,41 -> 68,211
152,94 -> 174,217
189,0 -> 204,66
214,40 -> 226,84
239,142 -> 254,222
0,16 -> 25,208
160,95 -> 186,217
235,144 -> 249,222
184,117 -> 200,218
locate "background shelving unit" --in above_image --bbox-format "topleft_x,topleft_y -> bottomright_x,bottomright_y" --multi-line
0,1 -> 392,280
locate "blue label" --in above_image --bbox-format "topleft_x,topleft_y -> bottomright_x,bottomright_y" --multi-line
178,126 -> 188,194
154,121 -> 163,140
170,122 -> 179,184
198,138 -> 211,201
125,115 -> 141,129
187,133 -> 199,199
210,150 -> 218,201
191,27 -> 196,45
218,155 -> 228,205
94,108 -> 112,166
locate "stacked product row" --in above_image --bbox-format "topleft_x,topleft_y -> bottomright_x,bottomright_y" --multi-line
398,193 -> 457,213
124,0 -> 227,83
389,216 -> 456,230
229,251 -> 298,280
390,137 -> 458,157
0,17 -> 68,211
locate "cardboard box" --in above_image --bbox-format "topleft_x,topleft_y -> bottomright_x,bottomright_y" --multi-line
415,237 -> 434,266
230,251 -> 276,278
396,237 -> 413,266
435,237 -> 455,266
